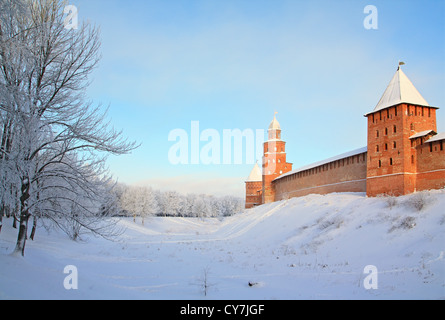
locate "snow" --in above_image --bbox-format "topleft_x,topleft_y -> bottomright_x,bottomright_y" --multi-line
1,191 -> 444,300
409,130 -> 435,139
427,132 -> 445,143
365,67 -> 432,116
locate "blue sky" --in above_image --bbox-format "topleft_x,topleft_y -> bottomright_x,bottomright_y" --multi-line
73,0 -> 445,197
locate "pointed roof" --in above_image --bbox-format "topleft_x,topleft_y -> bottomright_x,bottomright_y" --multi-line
268,112 -> 281,131
246,163 -> 262,182
366,66 -> 435,116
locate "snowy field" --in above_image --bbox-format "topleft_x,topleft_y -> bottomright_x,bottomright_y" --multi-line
0,191 -> 444,300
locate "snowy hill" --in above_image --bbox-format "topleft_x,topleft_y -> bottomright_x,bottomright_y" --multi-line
1,191 -> 444,300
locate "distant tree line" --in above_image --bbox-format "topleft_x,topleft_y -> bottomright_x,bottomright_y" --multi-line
114,184 -> 244,223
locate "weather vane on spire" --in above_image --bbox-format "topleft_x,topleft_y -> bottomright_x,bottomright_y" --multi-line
398,61 -> 405,70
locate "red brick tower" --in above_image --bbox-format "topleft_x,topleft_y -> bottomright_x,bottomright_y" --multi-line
365,64 -> 439,196
262,113 -> 293,203
245,163 -> 262,209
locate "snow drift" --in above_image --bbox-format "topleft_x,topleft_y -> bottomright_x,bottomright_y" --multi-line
0,191 -> 444,300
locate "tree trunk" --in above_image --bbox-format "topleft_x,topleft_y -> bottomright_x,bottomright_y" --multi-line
0,204 -> 4,233
12,209 -> 17,229
14,181 -> 30,256
14,212 -> 30,256
30,216 -> 37,241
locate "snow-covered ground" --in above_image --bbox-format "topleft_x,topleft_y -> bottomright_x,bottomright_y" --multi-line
1,191 -> 444,300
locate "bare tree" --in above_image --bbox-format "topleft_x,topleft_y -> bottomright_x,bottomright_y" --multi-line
0,0 -> 137,255
199,266 -> 216,297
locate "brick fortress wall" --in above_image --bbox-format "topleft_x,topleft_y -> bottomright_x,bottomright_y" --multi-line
273,151 -> 367,201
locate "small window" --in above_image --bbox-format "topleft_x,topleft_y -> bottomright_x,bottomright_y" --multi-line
410,123 -> 415,131
393,141 -> 397,149
385,128 -> 388,135
393,125 -> 397,133
430,143 -> 433,152
411,155 -> 415,164
384,143 -> 388,151
390,158 -> 393,166
376,130 -> 379,138
378,160 -> 382,168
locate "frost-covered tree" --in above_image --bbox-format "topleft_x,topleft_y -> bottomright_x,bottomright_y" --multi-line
115,184 -> 244,220
191,196 -> 210,219
121,186 -> 138,222
220,196 -> 244,217
0,0 -> 136,255
120,186 -> 159,224
139,187 -> 159,224
158,191 -> 182,217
